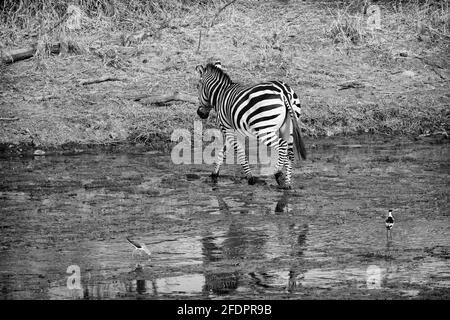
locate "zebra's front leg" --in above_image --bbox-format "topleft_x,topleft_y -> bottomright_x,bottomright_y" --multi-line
211,144 -> 226,183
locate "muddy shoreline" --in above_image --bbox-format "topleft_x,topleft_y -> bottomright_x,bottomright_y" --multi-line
0,139 -> 172,158
0,133 -> 448,159
1,134 -> 449,299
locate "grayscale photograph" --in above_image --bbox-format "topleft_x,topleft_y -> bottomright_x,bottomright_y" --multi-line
0,0 -> 449,301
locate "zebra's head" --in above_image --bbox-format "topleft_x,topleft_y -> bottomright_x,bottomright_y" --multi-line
195,64 -> 212,119
195,61 -> 228,119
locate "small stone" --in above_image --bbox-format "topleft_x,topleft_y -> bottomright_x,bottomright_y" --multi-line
401,70 -> 415,78
33,149 -> 45,156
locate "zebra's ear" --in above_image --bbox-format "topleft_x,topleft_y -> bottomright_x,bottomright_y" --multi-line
214,61 -> 222,69
195,65 -> 205,76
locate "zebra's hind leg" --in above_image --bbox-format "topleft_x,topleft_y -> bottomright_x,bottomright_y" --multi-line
274,138 -> 290,189
211,144 -> 226,183
274,171 -> 285,187
285,143 -> 295,186
235,144 -> 256,185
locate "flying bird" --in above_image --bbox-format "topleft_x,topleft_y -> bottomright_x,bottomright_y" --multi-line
126,237 -> 151,258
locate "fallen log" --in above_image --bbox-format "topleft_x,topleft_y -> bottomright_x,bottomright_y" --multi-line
1,47 -> 37,64
136,92 -> 198,105
0,117 -> 19,121
32,94 -> 57,101
79,76 -> 126,85
337,80 -> 365,90
1,44 -> 60,64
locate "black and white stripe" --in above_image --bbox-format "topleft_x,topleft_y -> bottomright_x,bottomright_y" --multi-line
195,62 -> 306,188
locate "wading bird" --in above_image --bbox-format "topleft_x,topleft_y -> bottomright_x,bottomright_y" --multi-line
126,237 -> 151,258
385,210 -> 394,239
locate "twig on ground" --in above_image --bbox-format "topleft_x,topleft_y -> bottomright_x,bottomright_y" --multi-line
419,131 -> 448,138
46,12 -> 69,34
0,117 -> 19,121
428,67 -> 446,80
19,11 -> 69,39
409,54 -> 447,80
79,76 -> 126,86
33,94 -> 57,101
426,26 -> 450,40
136,91 -> 197,105
196,30 -> 202,54
337,80 -> 365,90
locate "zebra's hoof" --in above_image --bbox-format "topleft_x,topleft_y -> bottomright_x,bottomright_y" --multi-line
248,177 -> 256,185
274,171 -> 285,186
278,185 -> 292,190
211,173 -> 219,183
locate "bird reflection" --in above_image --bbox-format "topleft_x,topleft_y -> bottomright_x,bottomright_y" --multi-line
136,279 -> 146,294
131,264 -> 146,295
127,265 -> 158,297
385,237 -> 394,257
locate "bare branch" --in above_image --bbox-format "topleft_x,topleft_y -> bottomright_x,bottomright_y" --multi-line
79,76 -> 126,86
197,0 -> 239,53
136,92 -> 198,105
196,30 -> 202,54
337,80 -> 365,90
210,0 -> 239,28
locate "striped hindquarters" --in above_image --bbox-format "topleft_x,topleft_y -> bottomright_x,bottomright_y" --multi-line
220,83 -> 287,138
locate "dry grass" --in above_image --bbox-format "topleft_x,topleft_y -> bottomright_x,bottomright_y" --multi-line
0,0 -> 449,150
328,9 -> 367,46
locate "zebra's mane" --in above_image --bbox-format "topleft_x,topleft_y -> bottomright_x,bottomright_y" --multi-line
205,63 -> 233,84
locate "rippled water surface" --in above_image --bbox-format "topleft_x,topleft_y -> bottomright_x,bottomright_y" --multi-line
0,137 -> 449,299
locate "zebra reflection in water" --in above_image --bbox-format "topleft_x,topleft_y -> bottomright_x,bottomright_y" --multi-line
200,193 -> 309,296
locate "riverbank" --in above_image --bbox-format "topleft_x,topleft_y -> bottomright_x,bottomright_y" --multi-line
1,0 -> 449,153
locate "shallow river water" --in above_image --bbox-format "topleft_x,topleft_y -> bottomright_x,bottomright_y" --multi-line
0,136 -> 449,299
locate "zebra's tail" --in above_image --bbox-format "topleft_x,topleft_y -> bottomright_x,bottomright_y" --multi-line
284,95 -> 307,160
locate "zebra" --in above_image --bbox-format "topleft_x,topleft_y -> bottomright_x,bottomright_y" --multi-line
195,61 -> 306,189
